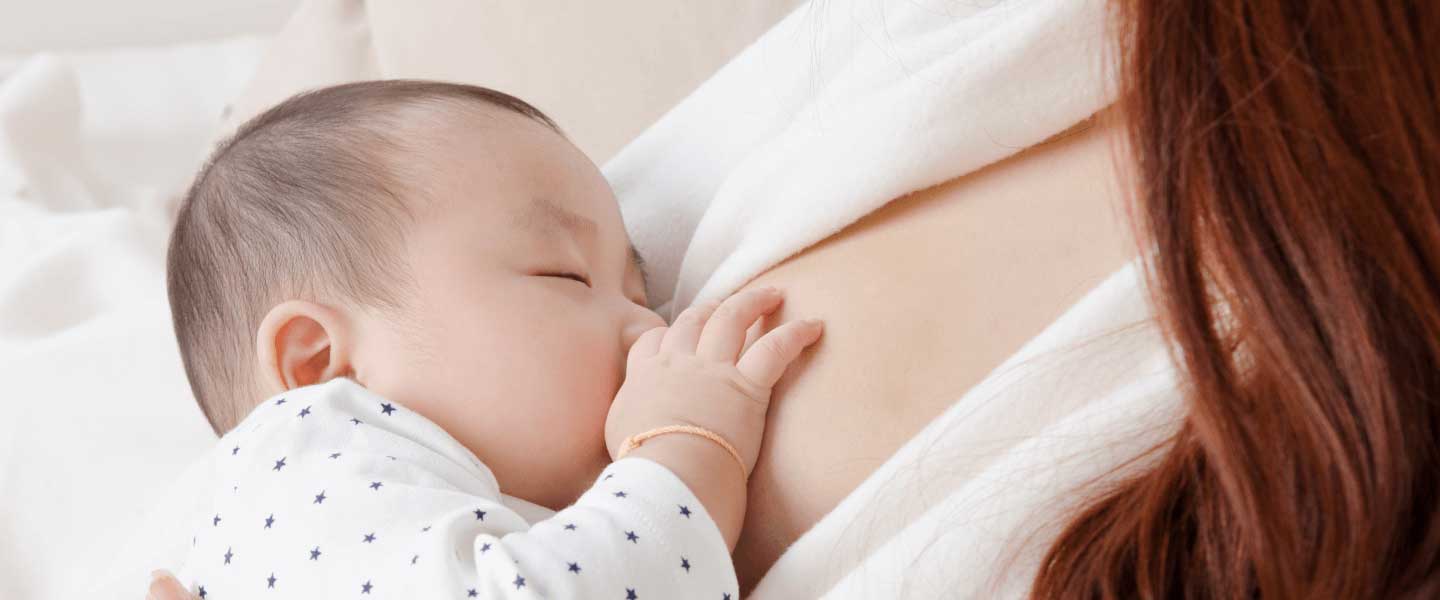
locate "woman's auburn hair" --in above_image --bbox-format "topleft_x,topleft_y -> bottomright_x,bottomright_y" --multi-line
1032,1 -> 1440,598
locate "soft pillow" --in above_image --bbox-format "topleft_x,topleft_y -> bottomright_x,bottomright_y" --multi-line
366,0 -> 803,163
210,0 -> 379,142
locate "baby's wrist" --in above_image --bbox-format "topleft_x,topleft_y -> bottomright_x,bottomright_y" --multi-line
624,433 -> 748,551
618,424 -> 748,478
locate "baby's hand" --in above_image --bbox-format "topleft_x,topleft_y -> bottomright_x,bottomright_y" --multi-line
604,286 -> 823,477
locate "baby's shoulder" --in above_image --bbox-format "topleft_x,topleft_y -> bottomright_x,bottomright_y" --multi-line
213,378 -> 499,498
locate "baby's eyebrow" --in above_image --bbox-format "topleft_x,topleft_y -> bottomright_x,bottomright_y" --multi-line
519,197 -> 598,238
522,197 -> 651,294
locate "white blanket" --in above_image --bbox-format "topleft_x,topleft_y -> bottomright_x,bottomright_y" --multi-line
1,0 -> 1186,598
0,39 -> 267,600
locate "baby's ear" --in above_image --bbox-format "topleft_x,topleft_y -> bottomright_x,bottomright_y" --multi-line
256,300 -> 354,393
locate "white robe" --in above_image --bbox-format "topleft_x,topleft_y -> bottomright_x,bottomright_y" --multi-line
601,0 -> 1186,596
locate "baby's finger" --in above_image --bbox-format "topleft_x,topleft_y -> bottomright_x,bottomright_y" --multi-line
659,300 -> 720,355
735,318 -> 825,388
695,286 -> 783,363
739,319 -> 764,356
148,570 -> 196,600
626,326 -> 667,373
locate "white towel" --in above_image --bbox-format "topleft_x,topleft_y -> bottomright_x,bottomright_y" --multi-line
600,0 -> 1185,596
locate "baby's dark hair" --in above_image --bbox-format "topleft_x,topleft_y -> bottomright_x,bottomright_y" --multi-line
167,80 -> 560,435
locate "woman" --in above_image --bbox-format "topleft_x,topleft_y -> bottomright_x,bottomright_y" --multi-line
151,0 -> 1438,597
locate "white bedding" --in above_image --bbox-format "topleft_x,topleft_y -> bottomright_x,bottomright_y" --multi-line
2,1 -> 1185,598
0,38 -> 267,600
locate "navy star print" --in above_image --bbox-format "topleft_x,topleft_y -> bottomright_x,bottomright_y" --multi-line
187,384 -> 737,599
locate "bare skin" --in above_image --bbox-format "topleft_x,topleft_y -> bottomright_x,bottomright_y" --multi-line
731,105 -> 1139,591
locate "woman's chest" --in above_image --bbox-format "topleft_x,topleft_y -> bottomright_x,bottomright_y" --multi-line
730,110 -> 1138,590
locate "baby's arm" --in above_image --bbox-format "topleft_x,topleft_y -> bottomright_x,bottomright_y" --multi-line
174,380 -> 748,599
474,456 -> 735,598
470,285 -> 821,595
478,285 -> 821,595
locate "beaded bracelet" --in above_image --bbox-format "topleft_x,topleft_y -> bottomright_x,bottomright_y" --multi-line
616,425 -> 748,479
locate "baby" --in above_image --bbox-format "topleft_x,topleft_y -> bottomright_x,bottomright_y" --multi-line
159,80 -> 822,599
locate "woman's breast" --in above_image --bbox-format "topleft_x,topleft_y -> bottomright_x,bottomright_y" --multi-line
731,107 -> 1139,590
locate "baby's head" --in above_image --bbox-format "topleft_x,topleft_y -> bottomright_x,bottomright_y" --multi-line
167,81 -> 665,508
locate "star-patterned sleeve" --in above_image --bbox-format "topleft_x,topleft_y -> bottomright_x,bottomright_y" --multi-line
175,377 -> 739,600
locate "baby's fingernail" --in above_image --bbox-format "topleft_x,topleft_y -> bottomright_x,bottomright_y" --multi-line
804,318 -> 824,328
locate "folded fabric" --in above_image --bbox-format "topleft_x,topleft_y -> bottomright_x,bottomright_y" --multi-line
604,0 -> 1120,319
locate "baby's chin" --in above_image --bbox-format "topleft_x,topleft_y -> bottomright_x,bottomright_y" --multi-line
525,444 -> 612,511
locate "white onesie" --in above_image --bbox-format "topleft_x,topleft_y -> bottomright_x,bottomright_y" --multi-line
175,378 -> 737,599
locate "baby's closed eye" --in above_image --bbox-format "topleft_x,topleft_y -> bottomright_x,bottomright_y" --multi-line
539,271 -> 591,286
